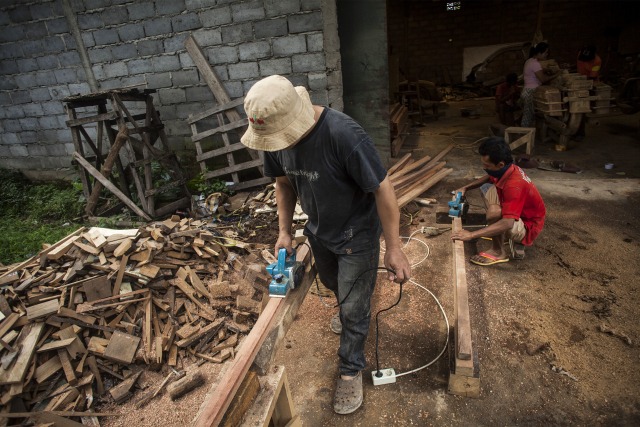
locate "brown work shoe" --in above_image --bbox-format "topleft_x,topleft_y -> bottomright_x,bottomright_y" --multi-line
333,372 -> 363,414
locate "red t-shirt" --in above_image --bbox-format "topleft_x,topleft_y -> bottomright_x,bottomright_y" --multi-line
489,164 -> 546,245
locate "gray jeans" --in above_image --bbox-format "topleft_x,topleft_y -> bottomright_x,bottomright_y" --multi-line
306,233 -> 380,376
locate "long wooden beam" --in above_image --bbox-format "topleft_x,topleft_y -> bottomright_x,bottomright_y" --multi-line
193,247 -> 311,427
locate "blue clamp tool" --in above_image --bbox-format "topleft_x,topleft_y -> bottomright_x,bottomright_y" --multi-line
448,191 -> 469,218
265,248 -> 305,298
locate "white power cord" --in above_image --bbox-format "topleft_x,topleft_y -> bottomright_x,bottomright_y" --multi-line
317,230 -> 450,380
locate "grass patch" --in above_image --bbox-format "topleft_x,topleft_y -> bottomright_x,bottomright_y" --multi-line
0,218 -> 82,265
0,169 -> 84,266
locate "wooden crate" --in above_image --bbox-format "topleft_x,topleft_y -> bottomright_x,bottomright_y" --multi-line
534,86 -> 564,116
592,83 -> 613,114
567,79 -> 593,90
569,98 -> 592,113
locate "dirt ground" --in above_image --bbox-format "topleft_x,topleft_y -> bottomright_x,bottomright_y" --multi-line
94,100 -> 639,426
272,100 -> 640,426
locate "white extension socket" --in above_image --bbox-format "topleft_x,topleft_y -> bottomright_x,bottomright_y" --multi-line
371,368 -> 396,386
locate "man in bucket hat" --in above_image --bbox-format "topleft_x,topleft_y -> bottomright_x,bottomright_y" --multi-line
241,75 -> 411,415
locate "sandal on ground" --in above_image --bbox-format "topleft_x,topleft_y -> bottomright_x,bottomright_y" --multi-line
330,312 -> 342,335
470,252 -> 510,266
333,371 -> 363,415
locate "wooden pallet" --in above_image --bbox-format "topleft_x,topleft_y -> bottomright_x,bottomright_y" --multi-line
188,98 -> 272,191
64,89 -> 191,220
185,35 -> 271,191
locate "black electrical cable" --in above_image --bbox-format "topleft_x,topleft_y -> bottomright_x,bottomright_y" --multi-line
295,241 -> 405,377
374,278 -> 403,377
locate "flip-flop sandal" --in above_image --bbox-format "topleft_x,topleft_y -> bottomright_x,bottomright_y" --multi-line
333,371 -> 363,415
470,252 -> 510,266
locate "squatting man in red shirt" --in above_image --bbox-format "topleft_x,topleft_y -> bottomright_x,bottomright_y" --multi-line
451,137 -> 546,264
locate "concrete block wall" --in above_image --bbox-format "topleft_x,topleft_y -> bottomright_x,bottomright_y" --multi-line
387,0 -> 640,85
0,0 -> 342,177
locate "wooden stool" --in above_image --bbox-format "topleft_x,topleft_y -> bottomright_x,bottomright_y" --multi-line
504,126 -> 535,155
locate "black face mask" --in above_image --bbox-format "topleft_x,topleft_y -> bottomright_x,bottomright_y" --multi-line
484,163 -> 511,179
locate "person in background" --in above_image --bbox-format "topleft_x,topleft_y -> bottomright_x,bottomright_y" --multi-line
577,45 -> 602,81
495,72 -> 521,126
240,75 -> 411,415
574,45 -> 602,140
520,42 -> 561,127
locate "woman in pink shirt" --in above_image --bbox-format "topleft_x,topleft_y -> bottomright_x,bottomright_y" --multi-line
520,42 -> 560,127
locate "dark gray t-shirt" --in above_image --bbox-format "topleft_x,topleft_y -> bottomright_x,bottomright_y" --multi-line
264,108 -> 387,253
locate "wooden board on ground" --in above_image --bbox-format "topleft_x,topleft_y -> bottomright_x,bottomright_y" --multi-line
103,331 -> 141,365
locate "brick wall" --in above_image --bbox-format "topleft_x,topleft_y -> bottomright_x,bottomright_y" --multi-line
387,0 -> 640,84
0,0 -> 341,176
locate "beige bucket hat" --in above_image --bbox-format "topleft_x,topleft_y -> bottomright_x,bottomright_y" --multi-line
241,75 -> 316,151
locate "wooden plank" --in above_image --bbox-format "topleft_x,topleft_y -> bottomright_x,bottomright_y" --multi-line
82,275 -> 111,302
109,371 -> 142,403
452,217 -> 473,362
0,322 -> 44,384
37,337 -> 76,353
46,235 -> 82,260
241,366 -> 300,427
195,137 -> 252,162
65,111 -> 119,127
188,97 -> 245,124
253,247 -> 313,375
184,36 -> 242,123
220,370 -> 260,427
103,331 -> 140,364
26,299 -> 59,321
386,152 -> 412,176
389,154 -> 432,182
176,318 -> 224,348
34,355 -> 62,383
203,159 -> 264,179
0,313 -> 19,339
193,296 -> 286,426
393,162 -> 446,195
73,153 -> 152,221
56,326 -> 87,359
113,253 -> 129,296
191,118 -> 249,143
173,277 -> 216,317
87,355 -> 105,395
396,168 -> 453,208
57,348 -> 77,385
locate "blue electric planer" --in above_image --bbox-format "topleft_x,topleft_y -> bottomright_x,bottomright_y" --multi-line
448,191 -> 469,218
266,248 -> 305,298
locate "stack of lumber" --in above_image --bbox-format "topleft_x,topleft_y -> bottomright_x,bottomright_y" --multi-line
388,144 -> 454,208
390,103 -> 410,157
0,216 -> 275,420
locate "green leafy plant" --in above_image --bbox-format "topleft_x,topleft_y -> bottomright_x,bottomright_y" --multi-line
188,171 -> 232,196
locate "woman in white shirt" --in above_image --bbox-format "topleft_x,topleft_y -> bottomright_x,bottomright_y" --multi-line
520,42 -> 560,127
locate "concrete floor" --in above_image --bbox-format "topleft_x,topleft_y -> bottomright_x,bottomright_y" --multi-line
272,99 -> 640,426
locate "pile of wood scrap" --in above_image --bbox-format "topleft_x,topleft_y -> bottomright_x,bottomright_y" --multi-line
0,216 -> 275,422
390,103 -> 410,157
248,184 -> 307,222
389,144 -> 454,208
